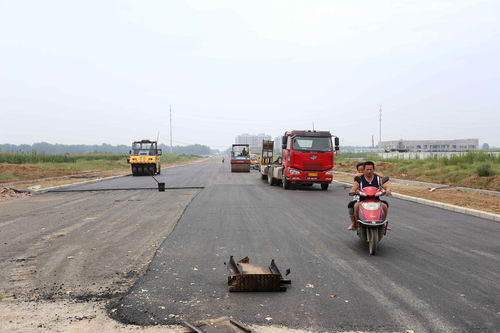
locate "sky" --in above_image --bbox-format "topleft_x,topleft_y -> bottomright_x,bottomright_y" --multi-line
1,0 -> 499,149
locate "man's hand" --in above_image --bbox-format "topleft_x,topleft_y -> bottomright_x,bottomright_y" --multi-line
349,182 -> 360,196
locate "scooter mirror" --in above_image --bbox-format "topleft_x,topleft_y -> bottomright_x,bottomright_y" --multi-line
382,176 -> 390,184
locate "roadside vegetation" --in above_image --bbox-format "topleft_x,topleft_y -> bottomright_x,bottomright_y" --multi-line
160,153 -> 201,163
335,151 -> 500,191
0,153 -> 202,183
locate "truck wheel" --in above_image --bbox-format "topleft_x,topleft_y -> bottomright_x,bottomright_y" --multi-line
321,184 -> 329,191
282,172 -> 290,190
132,166 -> 137,176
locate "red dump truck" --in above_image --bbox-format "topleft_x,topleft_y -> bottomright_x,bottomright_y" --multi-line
260,130 -> 339,190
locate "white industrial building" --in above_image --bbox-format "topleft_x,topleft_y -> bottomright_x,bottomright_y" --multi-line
379,139 -> 479,152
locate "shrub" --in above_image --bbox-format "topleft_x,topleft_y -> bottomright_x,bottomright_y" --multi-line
476,163 -> 495,177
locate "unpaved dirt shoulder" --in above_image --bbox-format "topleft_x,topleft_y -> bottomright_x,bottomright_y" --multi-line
334,174 -> 500,215
0,189 -> 200,302
0,300 -> 182,333
0,300 -> 360,332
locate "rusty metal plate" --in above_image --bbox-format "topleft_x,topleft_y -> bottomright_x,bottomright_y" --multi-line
225,256 -> 291,292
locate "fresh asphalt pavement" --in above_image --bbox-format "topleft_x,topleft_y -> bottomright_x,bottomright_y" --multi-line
60,159 -> 218,191
94,158 -> 499,333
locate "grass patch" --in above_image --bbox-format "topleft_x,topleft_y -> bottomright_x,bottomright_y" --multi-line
0,174 -> 16,181
161,153 -> 201,163
0,153 -> 128,164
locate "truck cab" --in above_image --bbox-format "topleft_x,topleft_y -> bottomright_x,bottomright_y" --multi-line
265,130 -> 339,190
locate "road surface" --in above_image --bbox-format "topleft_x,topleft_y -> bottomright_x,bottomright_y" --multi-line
1,158 -> 498,332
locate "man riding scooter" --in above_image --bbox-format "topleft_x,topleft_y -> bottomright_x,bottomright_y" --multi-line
348,161 -> 392,229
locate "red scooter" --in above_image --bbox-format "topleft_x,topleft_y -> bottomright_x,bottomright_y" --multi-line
354,177 -> 390,255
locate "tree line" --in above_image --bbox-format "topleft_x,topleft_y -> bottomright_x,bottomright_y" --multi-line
0,142 -> 216,155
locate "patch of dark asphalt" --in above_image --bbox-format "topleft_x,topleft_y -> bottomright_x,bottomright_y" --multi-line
106,178 -> 500,332
105,188 -> 206,324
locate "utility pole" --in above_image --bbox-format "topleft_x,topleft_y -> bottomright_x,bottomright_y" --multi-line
379,105 -> 382,146
169,105 -> 173,153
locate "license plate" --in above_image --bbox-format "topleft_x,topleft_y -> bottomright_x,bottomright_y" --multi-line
308,173 -> 318,177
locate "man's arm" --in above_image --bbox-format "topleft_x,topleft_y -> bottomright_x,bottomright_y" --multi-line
380,179 -> 392,196
349,179 -> 360,195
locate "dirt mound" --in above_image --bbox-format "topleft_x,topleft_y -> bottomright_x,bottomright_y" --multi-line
459,174 -> 500,192
0,187 -> 31,202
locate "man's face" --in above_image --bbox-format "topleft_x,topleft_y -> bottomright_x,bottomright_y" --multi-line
364,165 -> 374,177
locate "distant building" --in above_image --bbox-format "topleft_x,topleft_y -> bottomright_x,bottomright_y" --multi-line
235,133 -> 272,153
379,139 -> 479,152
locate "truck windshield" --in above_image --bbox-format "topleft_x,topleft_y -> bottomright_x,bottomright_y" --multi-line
292,136 -> 332,152
133,149 -> 157,155
232,146 -> 249,156
133,143 -> 156,150
132,143 -> 157,155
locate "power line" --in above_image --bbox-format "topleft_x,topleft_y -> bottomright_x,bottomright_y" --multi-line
169,105 -> 173,153
379,105 -> 382,145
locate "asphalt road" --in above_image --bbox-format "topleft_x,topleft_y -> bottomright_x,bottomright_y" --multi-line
1,158 -> 498,332
62,158 -> 220,190
104,158 -> 499,333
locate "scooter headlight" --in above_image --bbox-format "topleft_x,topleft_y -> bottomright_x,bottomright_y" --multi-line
361,202 -> 380,210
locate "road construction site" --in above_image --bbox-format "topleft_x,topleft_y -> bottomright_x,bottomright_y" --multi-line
0,157 -> 499,332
